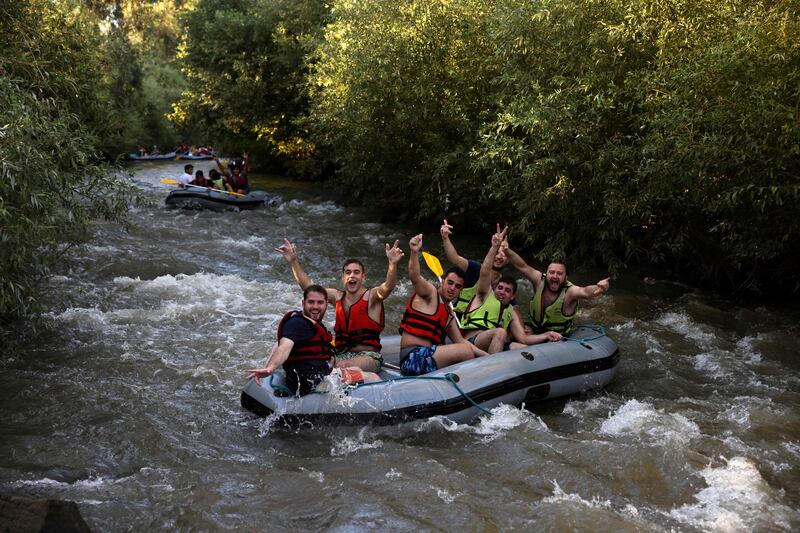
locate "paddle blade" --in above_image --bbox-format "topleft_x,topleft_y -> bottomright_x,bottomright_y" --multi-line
160,178 -> 179,185
422,251 -> 444,277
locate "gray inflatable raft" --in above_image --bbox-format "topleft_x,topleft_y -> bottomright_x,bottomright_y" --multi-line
241,326 -> 619,427
165,187 -> 270,212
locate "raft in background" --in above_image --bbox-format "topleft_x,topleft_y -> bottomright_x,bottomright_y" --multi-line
165,187 -> 271,212
127,151 -> 178,161
241,326 -> 619,427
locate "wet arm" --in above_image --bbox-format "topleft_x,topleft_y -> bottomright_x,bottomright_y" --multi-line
504,247 -> 541,284
440,219 -> 469,271
508,310 -> 561,344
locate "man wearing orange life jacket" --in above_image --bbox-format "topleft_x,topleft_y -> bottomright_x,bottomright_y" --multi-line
398,234 -> 488,376
275,238 -> 405,373
246,284 -> 379,396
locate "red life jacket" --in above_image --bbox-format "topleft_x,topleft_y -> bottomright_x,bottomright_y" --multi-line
334,290 -> 384,352
277,311 -> 333,363
228,173 -> 248,191
398,293 -> 451,345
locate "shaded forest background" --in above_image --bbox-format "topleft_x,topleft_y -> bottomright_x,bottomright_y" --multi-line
1,0 -> 799,320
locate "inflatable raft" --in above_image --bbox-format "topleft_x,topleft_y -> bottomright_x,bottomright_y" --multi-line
165,187 -> 270,212
127,151 -> 177,161
241,326 -> 619,427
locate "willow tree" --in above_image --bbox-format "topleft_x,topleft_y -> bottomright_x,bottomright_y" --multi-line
306,0 -> 498,214
473,0 -> 800,292
173,0 -> 328,171
0,0 -> 135,321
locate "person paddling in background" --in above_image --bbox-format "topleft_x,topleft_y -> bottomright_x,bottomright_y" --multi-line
214,152 -> 250,194
399,234 -> 488,376
460,225 -> 562,353
247,285 -> 380,396
276,238 -> 404,373
504,248 -> 610,336
177,164 -> 194,186
440,219 -> 511,320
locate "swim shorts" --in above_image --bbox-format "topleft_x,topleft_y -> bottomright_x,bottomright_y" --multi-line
336,350 -> 384,372
399,345 -> 439,376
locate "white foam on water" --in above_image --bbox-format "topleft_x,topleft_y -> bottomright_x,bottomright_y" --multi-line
435,487 -> 460,503
599,399 -> 700,447
277,199 -> 344,215
470,404 -> 548,440
692,352 -> 733,380
734,336 -> 762,363
655,311 -> 716,348
542,480 -> 612,509
330,427 -> 384,457
385,468 -> 402,479
562,396 -> 616,418
299,467 -> 325,483
218,234 -> 267,251
669,456 -> 794,531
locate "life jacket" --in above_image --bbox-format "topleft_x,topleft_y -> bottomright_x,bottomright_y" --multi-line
334,290 -> 384,352
211,177 -> 226,190
398,293 -> 451,345
528,276 -> 577,334
453,283 -> 477,319
228,173 -> 249,192
277,311 -> 334,363
461,291 -> 514,331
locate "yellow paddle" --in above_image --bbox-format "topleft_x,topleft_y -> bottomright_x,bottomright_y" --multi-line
421,251 -> 461,327
160,178 -> 246,197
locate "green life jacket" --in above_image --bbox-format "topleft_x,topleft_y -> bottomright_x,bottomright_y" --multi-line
528,276 -> 577,334
461,291 -> 514,331
212,178 -> 226,190
453,283 -> 477,319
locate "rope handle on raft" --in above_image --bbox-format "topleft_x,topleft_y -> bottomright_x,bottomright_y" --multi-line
561,324 -> 606,346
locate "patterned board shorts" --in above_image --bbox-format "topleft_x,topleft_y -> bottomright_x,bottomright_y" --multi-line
399,345 -> 439,376
336,350 -> 383,372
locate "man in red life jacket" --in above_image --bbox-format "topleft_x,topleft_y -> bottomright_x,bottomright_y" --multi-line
398,234 -> 488,376
246,284 -> 379,396
275,238 -> 404,373
213,152 -> 250,194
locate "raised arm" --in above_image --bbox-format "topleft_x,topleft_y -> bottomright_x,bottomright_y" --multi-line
504,246 -> 542,285
213,155 -> 231,177
408,234 -> 437,299
567,278 -> 610,302
246,337 -> 294,385
374,240 -> 404,301
242,151 -> 250,173
275,238 -> 339,303
475,224 -> 509,299
440,219 -> 469,271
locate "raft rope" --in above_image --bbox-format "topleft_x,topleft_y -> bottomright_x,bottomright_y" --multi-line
561,324 -> 606,346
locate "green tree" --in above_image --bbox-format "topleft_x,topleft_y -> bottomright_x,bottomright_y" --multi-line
173,0 -> 328,170
0,0 -> 136,321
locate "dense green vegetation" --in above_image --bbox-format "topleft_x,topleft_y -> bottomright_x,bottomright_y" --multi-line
304,0 -> 800,293
2,0 -> 798,322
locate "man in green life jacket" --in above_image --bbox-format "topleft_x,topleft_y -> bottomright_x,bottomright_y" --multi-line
440,219 -> 510,320
504,249 -> 610,335
461,226 -> 562,353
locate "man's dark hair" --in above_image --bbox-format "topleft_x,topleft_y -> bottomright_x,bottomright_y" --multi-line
497,275 -> 518,293
443,266 -> 467,283
184,164 -> 194,172
209,169 -> 220,179
195,170 -> 204,178
341,259 -> 365,273
548,262 -> 570,275
303,284 -> 328,300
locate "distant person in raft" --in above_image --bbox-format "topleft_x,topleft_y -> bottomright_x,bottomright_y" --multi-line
398,234 -> 488,376
177,164 -> 194,186
246,284 -> 380,396
504,248 -> 610,336
275,238 -> 404,373
190,170 -> 213,188
214,152 -> 250,194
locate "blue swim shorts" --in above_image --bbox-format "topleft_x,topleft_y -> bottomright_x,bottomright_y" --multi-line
400,345 -> 439,376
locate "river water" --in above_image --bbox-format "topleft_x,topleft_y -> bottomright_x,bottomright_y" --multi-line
1,161 -> 798,531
